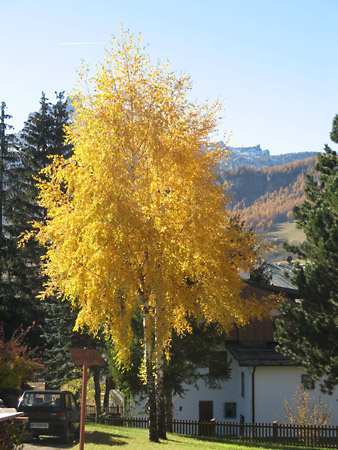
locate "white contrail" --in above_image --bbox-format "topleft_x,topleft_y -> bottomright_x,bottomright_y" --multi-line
57,42 -> 105,46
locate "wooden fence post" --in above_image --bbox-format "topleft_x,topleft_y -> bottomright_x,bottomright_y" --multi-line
272,420 -> 278,444
210,418 -> 216,437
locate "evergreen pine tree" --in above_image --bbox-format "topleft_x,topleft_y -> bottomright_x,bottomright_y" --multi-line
0,102 -> 25,339
1,93 -> 72,346
330,114 -> 338,143
42,299 -> 84,389
42,297 -> 108,421
0,102 -> 14,238
275,120 -> 338,392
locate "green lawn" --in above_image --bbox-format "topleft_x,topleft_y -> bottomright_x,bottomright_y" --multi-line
265,221 -> 305,262
268,222 -> 305,245
67,423 -> 321,450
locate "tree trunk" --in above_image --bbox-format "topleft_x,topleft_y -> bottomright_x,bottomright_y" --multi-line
156,353 -> 167,439
144,304 -> 159,442
92,366 -> 102,422
103,376 -> 114,412
165,391 -> 173,432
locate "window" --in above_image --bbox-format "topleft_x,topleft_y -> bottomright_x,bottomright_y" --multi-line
301,374 -> 315,390
224,402 -> 236,419
241,371 -> 245,398
21,392 -> 61,407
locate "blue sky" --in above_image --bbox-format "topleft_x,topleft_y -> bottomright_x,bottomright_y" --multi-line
1,0 -> 338,155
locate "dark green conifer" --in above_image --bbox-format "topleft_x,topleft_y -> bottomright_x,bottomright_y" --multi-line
41,297 -> 108,421
0,102 -> 14,237
275,119 -> 338,392
1,93 -> 72,346
330,114 -> 338,143
0,102 -> 24,339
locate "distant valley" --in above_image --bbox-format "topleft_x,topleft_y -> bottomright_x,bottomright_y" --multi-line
217,146 -> 318,262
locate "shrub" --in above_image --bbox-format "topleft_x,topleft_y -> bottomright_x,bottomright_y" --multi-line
283,385 -> 333,425
0,421 -> 25,450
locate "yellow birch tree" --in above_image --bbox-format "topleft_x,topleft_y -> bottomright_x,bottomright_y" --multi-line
29,31 -> 271,441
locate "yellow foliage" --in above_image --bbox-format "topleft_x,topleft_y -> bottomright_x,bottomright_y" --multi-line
30,30 -> 270,363
283,386 -> 332,425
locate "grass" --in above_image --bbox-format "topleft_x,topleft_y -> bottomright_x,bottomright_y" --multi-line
65,423 -> 322,450
265,221 -> 305,263
268,222 -> 305,245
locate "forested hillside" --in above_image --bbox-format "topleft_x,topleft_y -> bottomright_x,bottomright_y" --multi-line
219,157 -> 317,230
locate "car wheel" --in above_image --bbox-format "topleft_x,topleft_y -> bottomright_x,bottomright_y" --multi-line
61,425 -> 70,444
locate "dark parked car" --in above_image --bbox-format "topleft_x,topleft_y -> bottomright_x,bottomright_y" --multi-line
17,390 -> 80,443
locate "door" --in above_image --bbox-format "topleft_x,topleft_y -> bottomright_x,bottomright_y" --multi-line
199,401 -> 213,421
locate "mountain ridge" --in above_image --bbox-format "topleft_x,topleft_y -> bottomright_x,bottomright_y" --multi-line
218,143 -> 318,171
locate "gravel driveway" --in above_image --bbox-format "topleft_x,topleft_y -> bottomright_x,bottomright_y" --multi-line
22,436 -> 76,450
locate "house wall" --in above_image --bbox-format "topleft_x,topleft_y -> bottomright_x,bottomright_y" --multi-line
173,358 -> 252,423
173,361 -> 338,425
255,366 -> 305,423
254,366 -> 338,425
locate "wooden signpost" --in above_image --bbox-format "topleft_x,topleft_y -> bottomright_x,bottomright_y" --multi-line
70,348 -> 105,450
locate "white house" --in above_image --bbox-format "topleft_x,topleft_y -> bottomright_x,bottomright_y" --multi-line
172,281 -> 338,425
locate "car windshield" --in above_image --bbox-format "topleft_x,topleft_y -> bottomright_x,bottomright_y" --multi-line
21,393 -> 62,407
